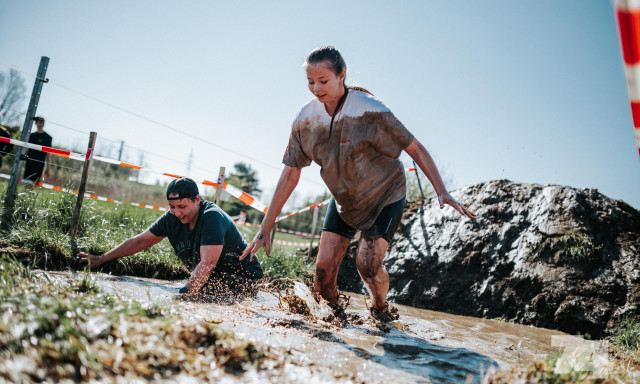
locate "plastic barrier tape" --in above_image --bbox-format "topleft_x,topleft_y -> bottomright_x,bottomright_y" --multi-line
0,173 -> 169,212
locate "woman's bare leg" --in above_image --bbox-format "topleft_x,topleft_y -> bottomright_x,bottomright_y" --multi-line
355,236 -> 390,310
313,231 -> 351,304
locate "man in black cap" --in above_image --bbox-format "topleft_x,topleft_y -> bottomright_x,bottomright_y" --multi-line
78,177 -> 263,296
23,116 -> 52,182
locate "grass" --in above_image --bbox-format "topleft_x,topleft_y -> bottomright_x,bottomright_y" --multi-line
533,232 -> 599,264
0,181 -> 187,279
610,316 -> 640,352
0,256 -> 271,382
0,180 -> 315,282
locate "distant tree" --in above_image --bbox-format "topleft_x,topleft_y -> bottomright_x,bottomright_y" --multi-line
220,162 -> 263,223
0,70 -> 27,126
228,162 -> 261,196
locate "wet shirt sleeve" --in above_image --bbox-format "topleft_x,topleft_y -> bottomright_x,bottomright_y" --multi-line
199,211 -> 227,246
373,113 -> 415,158
148,212 -> 169,237
282,121 -> 312,168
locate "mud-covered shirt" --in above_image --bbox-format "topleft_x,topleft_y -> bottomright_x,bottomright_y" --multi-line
148,200 -> 261,277
283,90 -> 414,230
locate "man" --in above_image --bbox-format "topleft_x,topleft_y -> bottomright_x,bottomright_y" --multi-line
78,177 -> 263,296
23,116 -> 52,182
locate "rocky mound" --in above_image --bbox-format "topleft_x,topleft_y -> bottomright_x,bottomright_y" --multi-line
337,180 -> 640,338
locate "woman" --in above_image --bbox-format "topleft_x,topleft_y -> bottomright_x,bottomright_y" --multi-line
241,46 -> 475,321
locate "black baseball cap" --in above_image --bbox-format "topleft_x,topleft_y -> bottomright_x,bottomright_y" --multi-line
166,177 -> 199,200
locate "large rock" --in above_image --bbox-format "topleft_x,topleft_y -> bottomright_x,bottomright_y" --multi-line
337,180 -> 640,338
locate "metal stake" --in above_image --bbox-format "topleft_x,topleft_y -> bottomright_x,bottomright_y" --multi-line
1,56 -> 49,228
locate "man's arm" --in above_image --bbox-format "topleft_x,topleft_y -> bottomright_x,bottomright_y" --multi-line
77,229 -> 164,268
184,245 -> 223,294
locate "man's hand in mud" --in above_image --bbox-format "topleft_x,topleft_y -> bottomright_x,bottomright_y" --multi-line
177,286 -> 192,301
76,252 -> 106,268
240,231 -> 271,261
438,192 -> 477,220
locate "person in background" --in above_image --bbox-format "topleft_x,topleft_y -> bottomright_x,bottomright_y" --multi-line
23,116 -> 52,182
78,177 -> 263,297
0,116 -> 14,169
241,46 -> 475,322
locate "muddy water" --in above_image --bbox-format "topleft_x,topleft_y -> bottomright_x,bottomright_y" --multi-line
52,272 -> 568,383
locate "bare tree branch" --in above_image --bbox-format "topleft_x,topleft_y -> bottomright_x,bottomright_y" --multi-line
0,70 -> 27,126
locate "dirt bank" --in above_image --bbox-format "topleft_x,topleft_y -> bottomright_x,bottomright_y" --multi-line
337,180 -> 640,339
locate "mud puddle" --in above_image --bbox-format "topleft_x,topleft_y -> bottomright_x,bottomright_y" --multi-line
47,271 -> 569,383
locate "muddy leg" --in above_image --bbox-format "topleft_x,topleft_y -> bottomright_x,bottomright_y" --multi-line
314,231 -> 351,305
355,236 -> 390,310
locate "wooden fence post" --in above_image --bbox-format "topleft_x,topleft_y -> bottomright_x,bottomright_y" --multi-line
215,166 -> 225,205
307,199 -> 320,259
70,132 -> 97,257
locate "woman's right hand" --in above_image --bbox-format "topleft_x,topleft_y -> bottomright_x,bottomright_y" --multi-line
240,230 -> 271,261
77,252 -> 106,268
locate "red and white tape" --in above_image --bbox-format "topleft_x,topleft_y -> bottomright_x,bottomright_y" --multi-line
615,0 -> 640,157
2,135 -> 422,220
234,221 -> 319,238
273,239 -> 314,247
275,227 -> 320,238
1,136 -> 270,214
0,173 -> 169,212
234,221 -> 260,228
275,199 -> 330,223
0,136 -> 85,161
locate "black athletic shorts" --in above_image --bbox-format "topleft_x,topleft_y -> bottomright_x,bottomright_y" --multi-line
322,196 -> 406,243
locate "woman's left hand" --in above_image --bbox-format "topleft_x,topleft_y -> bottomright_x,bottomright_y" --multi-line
438,192 -> 476,219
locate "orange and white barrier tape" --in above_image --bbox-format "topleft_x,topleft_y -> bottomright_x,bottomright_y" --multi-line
0,173 -> 168,212
275,227 -> 320,238
90,155 -> 269,214
2,136 -> 422,219
0,136 -> 86,161
235,220 -> 319,239
234,221 -> 260,228
615,0 -> 640,158
274,239 -> 314,247
1,136 -> 269,214
275,199 -> 330,223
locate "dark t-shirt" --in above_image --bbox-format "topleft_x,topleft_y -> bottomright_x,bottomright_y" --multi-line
27,131 -> 52,162
149,200 -> 262,278
0,126 -> 13,155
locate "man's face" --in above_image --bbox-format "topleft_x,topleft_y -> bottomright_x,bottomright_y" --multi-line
168,194 -> 200,225
35,120 -> 44,130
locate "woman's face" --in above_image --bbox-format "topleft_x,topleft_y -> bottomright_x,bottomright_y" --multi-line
306,63 -> 345,106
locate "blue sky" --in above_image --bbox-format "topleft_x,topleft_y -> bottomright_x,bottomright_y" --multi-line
1,1 -> 639,210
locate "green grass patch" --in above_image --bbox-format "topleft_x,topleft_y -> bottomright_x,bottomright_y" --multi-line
534,231 -> 599,264
235,225 -> 315,282
611,316 -> 640,353
0,257 -> 269,382
1,181 -> 315,282
260,245 -> 314,281
0,181 -> 188,279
